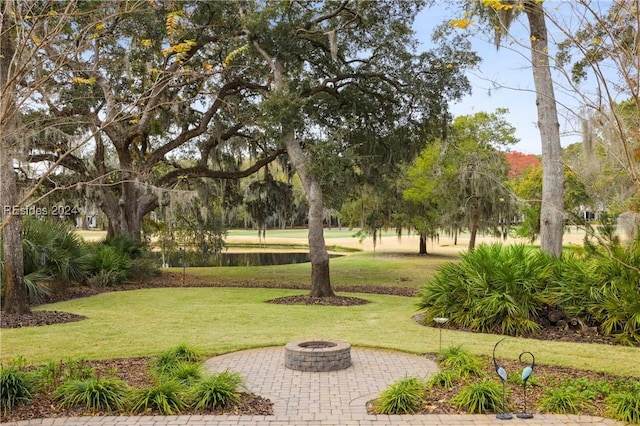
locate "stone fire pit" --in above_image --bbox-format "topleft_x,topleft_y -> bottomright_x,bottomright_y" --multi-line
284,339 -> 352,372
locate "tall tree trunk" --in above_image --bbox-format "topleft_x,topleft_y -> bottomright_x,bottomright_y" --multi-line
1,0 -> 30,314
283,129 -> 334,297
526,1 -> 564,257
419,232 -> 428,255
468,198 -> 480,251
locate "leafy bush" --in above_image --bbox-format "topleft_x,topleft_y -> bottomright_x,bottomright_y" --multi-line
607,391 -> 640,424
554,232 -> 640,345
0,217 -> 92,303
129,380 -> 186,414
87,235 -> 158,285
22,217 -> 93,287
54,377 -> 129,412
190,370 -> 244,410
451,380 -> 505,414
0,365 -> 33,412
374,377 -> 425,414
88,245 -> 130,286
538,385 -> 590,414
418,243 -> 554,336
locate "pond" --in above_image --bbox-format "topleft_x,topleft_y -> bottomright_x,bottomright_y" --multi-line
211,252 -> 313,267
158,251 -> 342,267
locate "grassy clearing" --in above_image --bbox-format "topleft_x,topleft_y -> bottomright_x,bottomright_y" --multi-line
2,287 -> 639,377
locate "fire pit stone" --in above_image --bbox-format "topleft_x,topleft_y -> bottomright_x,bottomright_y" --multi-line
284,339 -> 351,372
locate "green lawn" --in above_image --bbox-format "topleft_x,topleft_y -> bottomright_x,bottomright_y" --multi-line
2,287 -> 639,377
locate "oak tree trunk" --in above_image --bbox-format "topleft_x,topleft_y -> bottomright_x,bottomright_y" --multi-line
526,1 -> 564,257
419,232 -> 428,255
468,198 -> 480,251
283,129 -> 335,297
1,1 -> 30,314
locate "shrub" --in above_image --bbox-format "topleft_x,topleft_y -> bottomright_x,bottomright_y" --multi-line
0,365 -> 33,412
54,377 -> 129,412
607,391 -> 640,424
554,232 -> 640,345
165,362 -> 203,386
427,370 -> 459,389
418,243 -> 554,336
88,245 -> 130,286
129,380 -> 186,414
22,217 -> 93,287
1,217 -> 91,303
451,380 -> 505,414
436,346 -> 486,379
150,344 -> 203,377
190,370 -> 244,410
374,377 -> 425,414
538,385 -> 589,414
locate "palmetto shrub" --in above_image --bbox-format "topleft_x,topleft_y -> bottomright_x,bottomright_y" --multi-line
418,243 -> 555,336
373,377 -> 426,414
554,234 -> 640,345
0,217 -> 92,303
88,245 -> 130,286
190,370 -> 244,410
22,217 -> 93,287
54,377 -> 129,413
87,235 -> 157,286
0,365 -> 33,413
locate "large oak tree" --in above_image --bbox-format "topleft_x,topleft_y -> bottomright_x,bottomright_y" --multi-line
237,1 -> 476,296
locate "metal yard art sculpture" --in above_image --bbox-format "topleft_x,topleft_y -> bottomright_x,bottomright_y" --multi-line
493,338 -> 513,420
492,339 -> 536,420
517,351 -> 536,419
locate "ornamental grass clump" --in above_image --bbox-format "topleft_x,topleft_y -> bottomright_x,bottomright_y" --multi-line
538,385 -> 590,414
607,390 -> 640,424
54,377 -> 129,413
0,366 -> 33,413
150,344 -> 203,377
374,377 -> 426,414
426,369 -> 459,390
451,380 -> 504,414
190,370 -> 244,410
437,346 -> 486,379
128,380 -> 186,415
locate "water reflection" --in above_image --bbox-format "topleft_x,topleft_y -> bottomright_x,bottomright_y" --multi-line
211,252 -> 312,267
158,251 -> 342,267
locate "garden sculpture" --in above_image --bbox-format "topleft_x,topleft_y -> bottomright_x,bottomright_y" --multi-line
493,338 -> 513,420
517,351 -> 535,419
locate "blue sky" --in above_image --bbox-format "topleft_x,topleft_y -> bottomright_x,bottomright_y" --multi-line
413,3 -> 582,156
